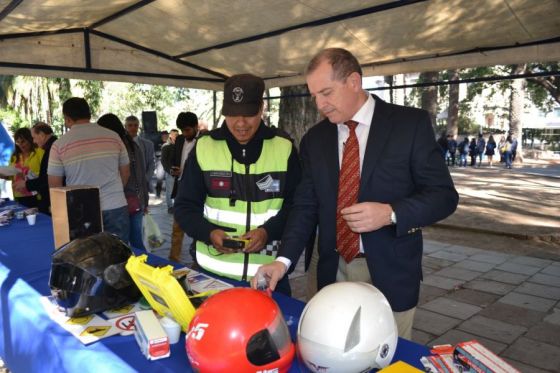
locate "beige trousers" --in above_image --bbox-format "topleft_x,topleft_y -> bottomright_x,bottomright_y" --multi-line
334,256 -> 416,340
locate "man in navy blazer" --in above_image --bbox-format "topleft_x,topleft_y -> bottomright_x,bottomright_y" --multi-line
253,48 -> 458,339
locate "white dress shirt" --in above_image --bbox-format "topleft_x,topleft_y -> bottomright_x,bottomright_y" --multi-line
276,92 -> 375,270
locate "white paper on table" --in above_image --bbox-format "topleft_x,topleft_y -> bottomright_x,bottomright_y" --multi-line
102,302 -> 142,319
40,296 -> 122,345
177,267 -> 233,293
0,166 -> 18,177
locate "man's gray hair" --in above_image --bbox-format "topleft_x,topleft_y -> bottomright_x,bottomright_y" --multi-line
305,48 -> 362,81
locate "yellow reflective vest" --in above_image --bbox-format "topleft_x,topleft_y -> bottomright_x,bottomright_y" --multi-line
195,135 -> 292,281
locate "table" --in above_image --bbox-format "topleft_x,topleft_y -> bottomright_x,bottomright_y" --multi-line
0,206 -> 429,372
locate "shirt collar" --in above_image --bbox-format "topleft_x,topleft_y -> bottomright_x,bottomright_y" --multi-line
337,91 -> 375,128
352,92 -> 375,127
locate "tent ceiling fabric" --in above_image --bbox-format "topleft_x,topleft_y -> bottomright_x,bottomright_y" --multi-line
0,0 -> 559,90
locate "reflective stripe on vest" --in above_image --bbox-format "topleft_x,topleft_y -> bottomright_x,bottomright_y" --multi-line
196,246 -> 275,279
203,205 -> 280,227
196,135 -> 291,280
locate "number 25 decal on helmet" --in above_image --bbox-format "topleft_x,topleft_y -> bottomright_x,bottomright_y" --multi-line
186,288 -> 295,373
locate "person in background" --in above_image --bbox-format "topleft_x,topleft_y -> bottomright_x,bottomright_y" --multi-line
436,131 -> 448,160
458,137 -> 469,167
160,129 -> 179,213
511,135 -> 518,163
98,113 -> 149,250
498,135 -> 506,163
155,130 -> 169,198
251,48 -> 457,338
1,127 -> 44,208
21,122 -> 57,214
125,115 -> 155,195
48,97 -> 130,242
476,133 -> 486,168
485,134 -> 496,167
446,134 -> 457,167
169,113 -> 198,262
174,74 -> 302,296
468,137 -> 478,167
503,135 -> 513,169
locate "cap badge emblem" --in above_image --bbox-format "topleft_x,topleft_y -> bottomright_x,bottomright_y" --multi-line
232,87 -> 244,103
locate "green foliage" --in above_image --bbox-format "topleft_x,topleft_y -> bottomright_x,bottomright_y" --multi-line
0,106 -> 25,131
0,76 -> 15,106
54,78 -> 72,103
458,115 -> 479,135
77,80 -> 104,116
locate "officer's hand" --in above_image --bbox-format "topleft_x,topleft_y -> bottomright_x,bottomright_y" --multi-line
250,261 -> 287,292
241,228 -> 268,253
341,202 -> 392,233
210,229 -> 236,254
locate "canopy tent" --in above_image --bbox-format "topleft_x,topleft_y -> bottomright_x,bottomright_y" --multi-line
0,0 -> 559,90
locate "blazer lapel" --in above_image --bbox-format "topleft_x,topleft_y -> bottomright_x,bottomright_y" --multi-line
324,122 -> 340,193
360,95 -> 393,197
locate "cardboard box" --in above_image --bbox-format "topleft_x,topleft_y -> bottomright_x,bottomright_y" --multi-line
454,340 -> 520,373
50,186 -> 103,249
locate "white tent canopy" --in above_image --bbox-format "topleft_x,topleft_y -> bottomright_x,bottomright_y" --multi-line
1,0 -> 559,90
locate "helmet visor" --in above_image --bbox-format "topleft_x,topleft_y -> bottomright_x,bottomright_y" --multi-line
246,312 -> 292,366
50,263 -> 105,297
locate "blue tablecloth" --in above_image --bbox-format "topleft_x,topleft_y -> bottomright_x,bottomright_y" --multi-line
0,205 -> 429,372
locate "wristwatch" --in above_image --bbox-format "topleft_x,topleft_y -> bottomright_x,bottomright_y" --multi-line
390,210 -> 397,225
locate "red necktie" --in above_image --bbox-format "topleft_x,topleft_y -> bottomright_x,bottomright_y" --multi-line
336,120 -> 360,263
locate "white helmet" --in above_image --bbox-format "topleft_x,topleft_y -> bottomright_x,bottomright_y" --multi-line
297,282 -> 398,373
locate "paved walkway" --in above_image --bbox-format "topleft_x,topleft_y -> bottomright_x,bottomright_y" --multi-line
147,161 -> 560,373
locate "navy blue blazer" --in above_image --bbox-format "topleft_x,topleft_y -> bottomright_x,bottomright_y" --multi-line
279,95 -> 459,312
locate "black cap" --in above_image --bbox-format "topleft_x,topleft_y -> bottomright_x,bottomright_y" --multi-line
222,74 -> 264,116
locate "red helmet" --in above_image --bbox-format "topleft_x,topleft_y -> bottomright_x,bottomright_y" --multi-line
186,287 -> 295,373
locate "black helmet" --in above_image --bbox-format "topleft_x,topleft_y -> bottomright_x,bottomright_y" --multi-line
49,232 -> 141,317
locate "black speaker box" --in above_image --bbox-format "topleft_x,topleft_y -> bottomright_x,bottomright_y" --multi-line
142,111 -> 158,133
50,186 -> 103,249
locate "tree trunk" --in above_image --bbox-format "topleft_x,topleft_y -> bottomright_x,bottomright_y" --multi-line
385,75 -> 394,103
419,71 -> 438,130
278,84 -> 321,148
447,69 -> 460,138
509,64 -> 527,163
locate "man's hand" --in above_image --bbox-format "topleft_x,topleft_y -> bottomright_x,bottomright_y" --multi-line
250,261 -> 287,291
170,166 -> 181,177
240,227 -> 268,253
209,229 -> 238,254
341,202 -> 392,233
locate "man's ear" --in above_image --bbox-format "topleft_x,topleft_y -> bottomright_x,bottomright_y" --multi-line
348,72 -> 362,91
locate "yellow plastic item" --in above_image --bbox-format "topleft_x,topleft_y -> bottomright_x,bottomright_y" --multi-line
125,255 -> 202,332
379,361 -> 423,372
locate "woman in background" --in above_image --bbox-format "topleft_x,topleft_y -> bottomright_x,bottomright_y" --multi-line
2,127 -> 44,207
98,114 -> 148,250
485,134 -> 496,168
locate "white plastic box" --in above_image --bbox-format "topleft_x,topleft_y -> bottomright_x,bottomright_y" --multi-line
134,310 -> 170,360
